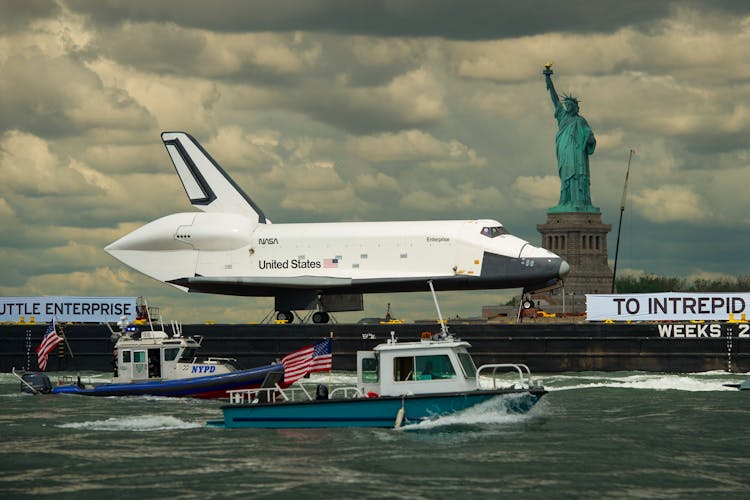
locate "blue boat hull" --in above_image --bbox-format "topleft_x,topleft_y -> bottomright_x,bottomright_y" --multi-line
724,379 -> 750,390
51,364 -> 282,398
213,389 -> 545,428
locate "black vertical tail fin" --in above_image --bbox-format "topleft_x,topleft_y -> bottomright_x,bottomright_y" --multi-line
161,132 -> 268,224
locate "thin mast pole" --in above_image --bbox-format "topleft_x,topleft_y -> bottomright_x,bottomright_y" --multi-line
428,281 -> 448,337
611,149 -> 634,293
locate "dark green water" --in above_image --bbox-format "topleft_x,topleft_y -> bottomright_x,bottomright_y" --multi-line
1,371 -> 749,499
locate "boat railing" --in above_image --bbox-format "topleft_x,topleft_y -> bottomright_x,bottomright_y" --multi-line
228,383 -> 286,404
228,384 -> 321,404
205,357 -> 238,364
55,374 -> 107,389
294,383 -> 313,401
329,386 -> 363,399
475,363 -> 533,390
227,384 -> 365,404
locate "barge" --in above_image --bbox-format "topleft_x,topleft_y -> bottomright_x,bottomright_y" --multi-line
2,319 -> 748,374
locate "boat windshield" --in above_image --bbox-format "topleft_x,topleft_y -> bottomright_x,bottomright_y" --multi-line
394,354 -> 458,382
393,356 -> 414,381
361,357 -> 379,383
164,347 -> 180,362
180,348 -> 197,361
415,355 -> 456,380
457,352 -> 477,378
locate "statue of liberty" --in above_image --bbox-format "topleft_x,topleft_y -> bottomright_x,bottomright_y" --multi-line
543,64 -> 599,213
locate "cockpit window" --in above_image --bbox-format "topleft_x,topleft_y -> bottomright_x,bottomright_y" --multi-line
480,226 -> 507,238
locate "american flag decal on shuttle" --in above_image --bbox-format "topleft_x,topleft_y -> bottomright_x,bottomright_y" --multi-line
323,258 -> 339,268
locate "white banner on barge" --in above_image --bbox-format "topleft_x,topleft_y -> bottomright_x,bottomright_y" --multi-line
586,292 -> 750,321
0,296 -> 137,323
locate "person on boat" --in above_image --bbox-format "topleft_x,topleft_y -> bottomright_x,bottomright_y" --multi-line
419,362 -> 434,380
315,384 -> 329,400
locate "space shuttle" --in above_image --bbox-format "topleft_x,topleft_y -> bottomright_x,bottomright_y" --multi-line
105,132 -> 569,323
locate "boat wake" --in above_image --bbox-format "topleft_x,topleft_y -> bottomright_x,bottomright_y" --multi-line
58,414 -> 202,432
546,372 -> 744,392
406,394 -> 545,431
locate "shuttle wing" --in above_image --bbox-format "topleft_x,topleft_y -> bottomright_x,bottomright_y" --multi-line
167,275 -> 353,296
161,132 -> 268,224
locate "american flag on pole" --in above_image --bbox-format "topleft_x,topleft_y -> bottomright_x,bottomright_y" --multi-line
35,319 -> 62,371
281,338 -> 333,384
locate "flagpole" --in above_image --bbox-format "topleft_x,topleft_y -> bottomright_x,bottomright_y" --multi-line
36,317 -> 64,372
611,149 -> 634,293
328,331 -> 333,391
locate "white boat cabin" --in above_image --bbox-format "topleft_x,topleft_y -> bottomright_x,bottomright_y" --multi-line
225,332 -> 537,405
356,334 -> 480,397
114,330 -> 236,383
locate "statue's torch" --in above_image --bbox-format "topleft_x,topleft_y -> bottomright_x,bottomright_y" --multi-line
543,62 -> 553,89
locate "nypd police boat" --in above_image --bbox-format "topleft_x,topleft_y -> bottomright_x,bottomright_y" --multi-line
208,330 -> 546,429
20,323 -> 283,399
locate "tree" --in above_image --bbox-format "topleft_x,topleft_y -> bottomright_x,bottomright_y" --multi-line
615,274 -> 750,293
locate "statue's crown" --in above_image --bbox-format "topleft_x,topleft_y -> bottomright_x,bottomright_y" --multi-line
562,94 -> 579,104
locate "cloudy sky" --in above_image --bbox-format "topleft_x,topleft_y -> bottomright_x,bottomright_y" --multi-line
1,0 -> 749,323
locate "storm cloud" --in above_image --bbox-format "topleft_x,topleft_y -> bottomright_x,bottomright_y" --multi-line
0,0 -> 748,322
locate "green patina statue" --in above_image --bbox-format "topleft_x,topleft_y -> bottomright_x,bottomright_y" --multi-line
543,64 -> 599,213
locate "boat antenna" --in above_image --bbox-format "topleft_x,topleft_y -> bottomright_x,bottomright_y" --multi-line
171,320 -> 182,337
611,149 -> 635,293
428,280 -> 449,338
144,297 -> 154,331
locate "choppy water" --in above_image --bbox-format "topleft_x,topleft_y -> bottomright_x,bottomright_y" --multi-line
1,371 -> 750,499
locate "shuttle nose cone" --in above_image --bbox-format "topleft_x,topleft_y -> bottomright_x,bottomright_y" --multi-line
559,259 -> 570,278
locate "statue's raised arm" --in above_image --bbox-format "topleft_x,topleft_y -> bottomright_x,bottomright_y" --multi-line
543,63 -> 560,108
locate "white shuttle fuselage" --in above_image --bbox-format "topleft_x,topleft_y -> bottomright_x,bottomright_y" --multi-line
106,132 -> 569,322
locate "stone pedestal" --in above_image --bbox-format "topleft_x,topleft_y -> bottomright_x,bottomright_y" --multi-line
537,212 -> 613,295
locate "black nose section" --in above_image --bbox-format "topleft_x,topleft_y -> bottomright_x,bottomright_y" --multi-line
480,252 -> 567,288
